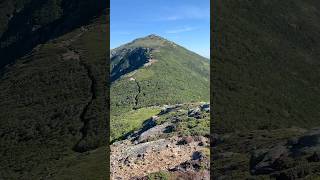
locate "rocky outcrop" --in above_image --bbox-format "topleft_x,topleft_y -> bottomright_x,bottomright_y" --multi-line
111,136 -> 208,179
111,103 -> 210,179
111,47 -> 152,82
169,151 -> 210,180
250,144 -> 289,174
249,128 -> 320,178
137,122 -> 172,143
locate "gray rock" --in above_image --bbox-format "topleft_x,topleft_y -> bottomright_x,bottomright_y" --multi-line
188,107 -> 201,119
250,144 -> 289,174
137,122 -> 171,143
159,105 -> 175,115
151,115 -> 159,121
200,103 -> 210,112
192,151 -> 205,160
292,128 -> 320,154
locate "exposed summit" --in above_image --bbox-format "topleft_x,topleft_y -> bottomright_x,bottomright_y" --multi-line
112,34 -> 176,53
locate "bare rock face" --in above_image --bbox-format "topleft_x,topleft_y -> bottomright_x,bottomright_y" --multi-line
137,122 -> 172,143
111,47 -> 151,82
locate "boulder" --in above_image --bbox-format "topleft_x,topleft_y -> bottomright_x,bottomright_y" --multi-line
250,144 -> 289,174
188,108 -> 201,119
291,128 -> 320,154
200,103 -> 210,112
192,151 -> 205,161
151,115 -> 159,121
159,105 -> 175,115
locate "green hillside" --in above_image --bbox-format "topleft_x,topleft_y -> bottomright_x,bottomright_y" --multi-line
0,4 -> 108,179
111,35 -> 210,141
0,0 -> 106,69
212,0 -> 320,133
212,1 -> 320,179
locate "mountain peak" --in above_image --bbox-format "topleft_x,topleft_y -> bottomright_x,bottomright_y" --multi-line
113,34 -> 174,51
133,34 -> 171,45
144,34 -> 165,40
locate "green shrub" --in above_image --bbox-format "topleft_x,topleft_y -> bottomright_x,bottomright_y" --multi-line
147,171 -> 170,180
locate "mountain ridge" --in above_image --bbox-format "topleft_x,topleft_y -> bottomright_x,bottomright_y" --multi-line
110,36 -> 210,179
111,34 -> 209,60
110,35 -> 210,141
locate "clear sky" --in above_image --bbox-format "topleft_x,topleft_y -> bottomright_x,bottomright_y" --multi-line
111,0 -> 210,58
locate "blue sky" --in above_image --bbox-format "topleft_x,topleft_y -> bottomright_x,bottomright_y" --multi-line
111,0 -> 210,58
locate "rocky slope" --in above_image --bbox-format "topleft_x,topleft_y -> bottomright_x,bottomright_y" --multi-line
213,127 -> 320,179
111,103 -> 210,179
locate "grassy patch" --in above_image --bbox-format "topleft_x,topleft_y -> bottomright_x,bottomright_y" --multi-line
147,171 -> 170,180
111,107 -> 161,141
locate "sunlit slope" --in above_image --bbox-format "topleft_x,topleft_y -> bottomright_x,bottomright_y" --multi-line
110,35 -> 209,140
111,35 -> 209,113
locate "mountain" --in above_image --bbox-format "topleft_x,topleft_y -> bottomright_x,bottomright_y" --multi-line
0,1 -> 108,179
212,1 -> 320,179
0,0 -> 106,69
110,35 -> 210,178
110,34 -> 210,141
212,0 -> 320,133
